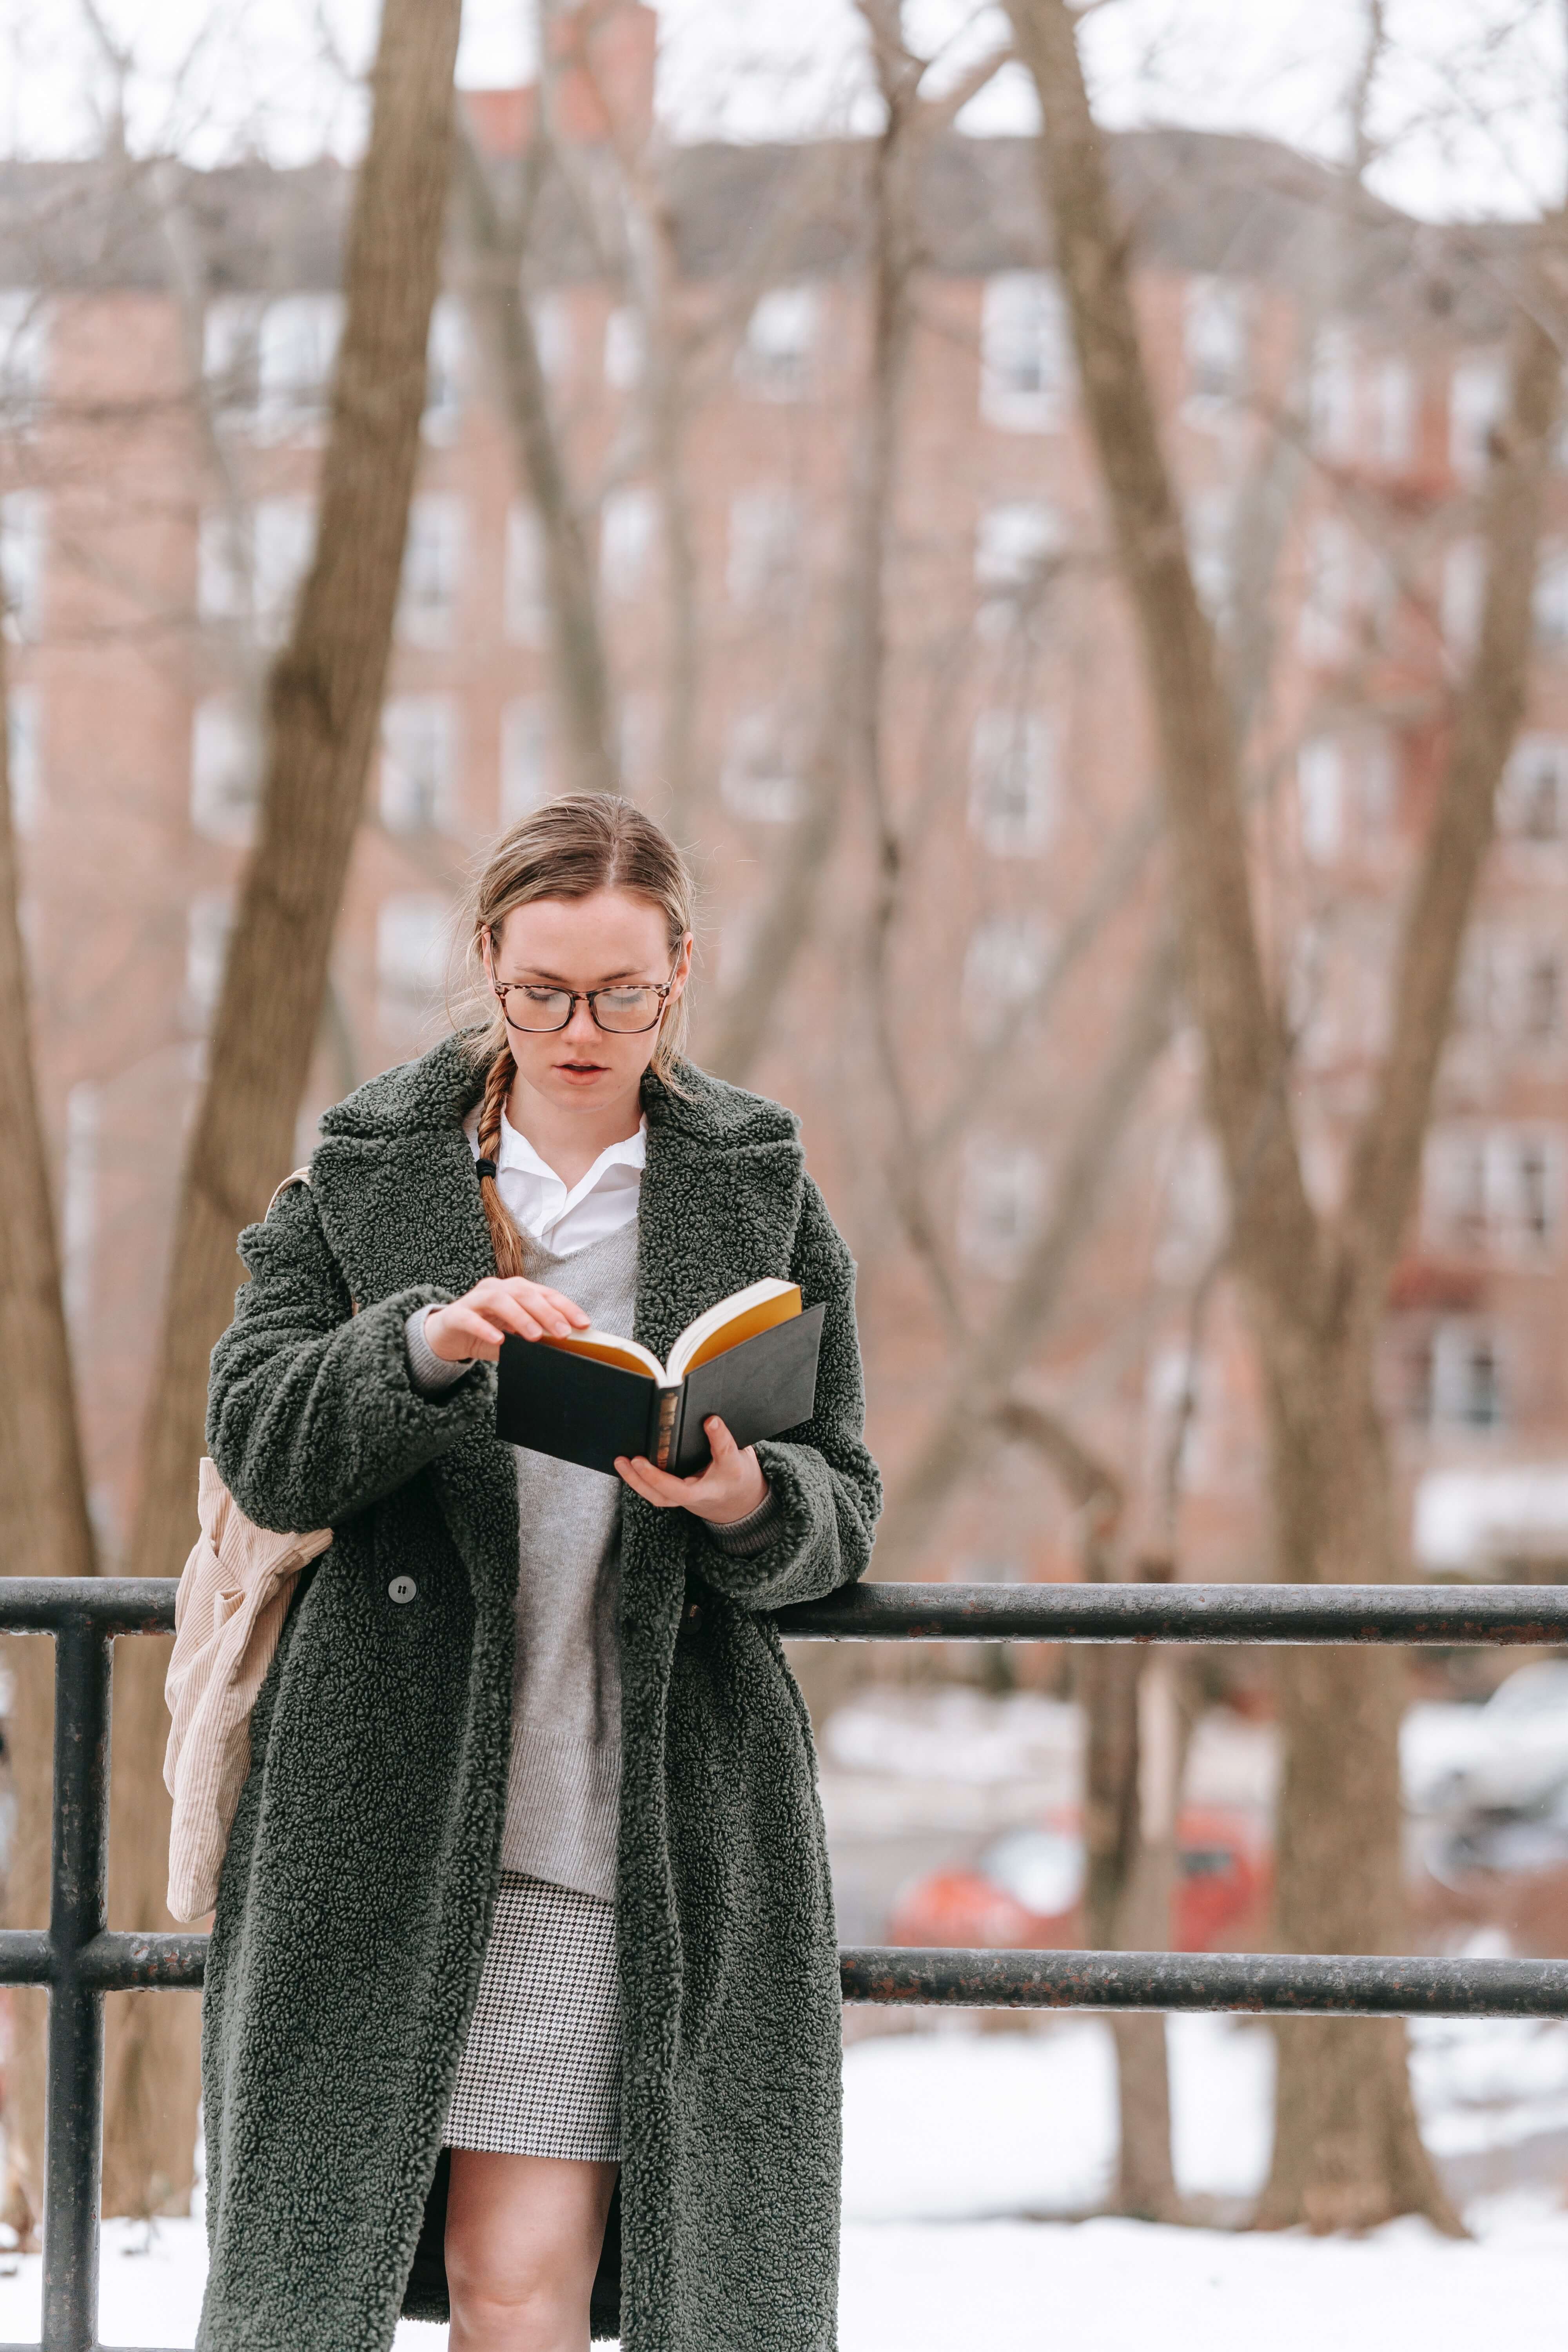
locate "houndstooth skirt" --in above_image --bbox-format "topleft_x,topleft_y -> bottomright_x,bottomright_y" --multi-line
443,1873 -> 624,2163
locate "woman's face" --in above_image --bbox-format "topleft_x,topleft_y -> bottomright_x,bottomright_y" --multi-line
485,889 -> 692,1117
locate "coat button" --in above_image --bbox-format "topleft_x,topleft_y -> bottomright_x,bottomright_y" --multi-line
388,1575 -> 417,1604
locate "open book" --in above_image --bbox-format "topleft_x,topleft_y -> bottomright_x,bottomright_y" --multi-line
495,1278 -> 826,1477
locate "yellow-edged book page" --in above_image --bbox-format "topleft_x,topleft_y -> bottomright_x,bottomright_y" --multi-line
539,1330 -> 664,1380
666,1280 -> 801,1381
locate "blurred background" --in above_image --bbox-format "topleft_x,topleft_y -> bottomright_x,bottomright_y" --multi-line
5,0 -> 1568,2338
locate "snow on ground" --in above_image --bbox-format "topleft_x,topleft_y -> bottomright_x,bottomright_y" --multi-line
2,2014 -> 1565,2347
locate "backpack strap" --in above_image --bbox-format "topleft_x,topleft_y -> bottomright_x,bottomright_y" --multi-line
260,1164 -> 358,1314
264,1166 -> 312,1221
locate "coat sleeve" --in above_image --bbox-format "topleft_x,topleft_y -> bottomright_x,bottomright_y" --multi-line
205,1179 -> 495,1535
690,1174 -> 881,1611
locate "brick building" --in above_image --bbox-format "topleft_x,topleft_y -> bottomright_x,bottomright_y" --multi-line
3,10 -> 1566,1608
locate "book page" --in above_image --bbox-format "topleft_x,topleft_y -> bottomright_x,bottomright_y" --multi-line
666,1280 -> 802,1384
538,1328 -> 664,1381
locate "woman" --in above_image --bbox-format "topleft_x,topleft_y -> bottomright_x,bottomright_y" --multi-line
197,793 -> 880,2352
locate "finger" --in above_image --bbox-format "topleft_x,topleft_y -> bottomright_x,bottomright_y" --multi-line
617,1456 -> 689,1508
437,1314 -> 504,1362
614,1456 -> 668,1506
537,1287 -> 592,1328
704,1416 -> 738,1464
483,1292 -> 550,1340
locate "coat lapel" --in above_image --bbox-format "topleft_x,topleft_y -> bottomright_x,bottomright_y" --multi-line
633,1073 -> 806,1362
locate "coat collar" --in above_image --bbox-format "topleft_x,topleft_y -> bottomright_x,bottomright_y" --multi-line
306,1032 -> 806,1357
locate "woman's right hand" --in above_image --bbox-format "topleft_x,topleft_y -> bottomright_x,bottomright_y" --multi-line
423,1278 -> 591,1363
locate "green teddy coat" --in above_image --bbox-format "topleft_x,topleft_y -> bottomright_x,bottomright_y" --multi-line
197,1034 -> 881,2352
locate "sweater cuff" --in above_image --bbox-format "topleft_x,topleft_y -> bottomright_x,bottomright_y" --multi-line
405,1304 -> 471,1397
702,1484 -> 781,1557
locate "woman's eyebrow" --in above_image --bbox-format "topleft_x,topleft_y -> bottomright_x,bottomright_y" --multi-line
498,965 -> 652,985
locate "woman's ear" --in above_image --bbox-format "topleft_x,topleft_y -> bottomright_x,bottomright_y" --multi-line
670,930 -> 695,998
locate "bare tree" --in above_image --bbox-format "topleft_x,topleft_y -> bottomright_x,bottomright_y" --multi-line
91,0 -> 465,2217
1006,0 -> 1564,2232
452,108 -> 620,799
0,612 -> 99,2239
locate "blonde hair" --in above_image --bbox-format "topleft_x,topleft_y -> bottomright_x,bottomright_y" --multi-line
460,793 -> 695,1279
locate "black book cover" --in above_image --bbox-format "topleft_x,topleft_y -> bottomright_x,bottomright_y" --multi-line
495,1304 -> 826,1480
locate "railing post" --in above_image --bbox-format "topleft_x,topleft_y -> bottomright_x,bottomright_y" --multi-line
41,1621 -> 111,2352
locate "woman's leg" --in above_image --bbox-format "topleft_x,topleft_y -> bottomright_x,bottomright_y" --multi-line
445,2148 -> 618,2352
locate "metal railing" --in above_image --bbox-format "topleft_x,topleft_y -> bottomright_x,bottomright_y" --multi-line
7,1572 -> 1568,2352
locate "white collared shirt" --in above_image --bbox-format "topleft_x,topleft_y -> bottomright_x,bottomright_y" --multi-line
462,1103 -> 645,1258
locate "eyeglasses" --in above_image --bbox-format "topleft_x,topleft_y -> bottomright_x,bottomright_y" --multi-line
490,972 -> 677,1035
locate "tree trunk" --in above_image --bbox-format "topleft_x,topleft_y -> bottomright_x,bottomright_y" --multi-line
0,622 -> 99,2241
1253,1330 -> 1459,2231
1006,0 -> 1561,2231
1079,1556 -> 1182,2222
101,0 -> 465,2218
452,119 -> 619,799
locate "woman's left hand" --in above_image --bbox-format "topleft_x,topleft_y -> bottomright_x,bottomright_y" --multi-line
615,1416 -> 768,1524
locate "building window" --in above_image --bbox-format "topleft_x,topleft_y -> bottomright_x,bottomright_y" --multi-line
7,683 -> 40,835
424,297 -> 467,444
203,294 -> 265,424
721,710 -> 803,822
958,1135 -> 1044,1274
975,500 -> 1062,602
969,710 -> 1054,854
1424,1124 -> 1564,1260
256,294 -> 341,441
1523,949 -> 1563,1043
1536,541 -> 1568,652
1441,537 -> 1484,661
1299,515 -> 1356,662
604,305 -> 645,391
980,272 -> 1070,432
381,696 -> 459,834
0,490 -> 46,641
530,294 -> 572,384
737,285 -> 820,401
1298,738 -> 1344,864
1462,929 -> 1566,1046
190,697 -> 260,844
184,890 -> 236,1031
0,288 -> 49,425
1372,357 -> 1416,469
377,892 -> 450,1009
1309,326 -> 1357,459
1500,736 -> 1568,842
1413,1323 -> 1506,1432
1185,489 -> 1234,626
506,503 -> 548,647
500,696 -> 550,824
1450,354 -> 1505,482
397,496 -> 465,649
962,915 -> 1049,1040
1183,276 -> 1248,406
600,486 -> 656,601
727,486 -> 802,611
254,497 -> 314,645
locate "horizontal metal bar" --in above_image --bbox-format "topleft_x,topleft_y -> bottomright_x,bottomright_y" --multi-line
25,1925 -> 1568,2018
0,1582 -> 178,1635
0,1931 -> 207,1991
778,1580 -> 1568,1644
841,1946 -> 1568,2016
4,1578 -> 1568,1644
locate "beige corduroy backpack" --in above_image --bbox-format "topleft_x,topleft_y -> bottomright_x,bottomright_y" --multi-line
162,1170 -> 335,1921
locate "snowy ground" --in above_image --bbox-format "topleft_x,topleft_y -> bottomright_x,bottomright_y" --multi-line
2,2013 -> 1564,2348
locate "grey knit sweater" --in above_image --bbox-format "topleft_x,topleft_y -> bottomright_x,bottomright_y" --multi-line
405,1215 -> 777,1902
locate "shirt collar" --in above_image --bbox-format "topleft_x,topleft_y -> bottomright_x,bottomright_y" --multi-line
497,1107 -> 646,1206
